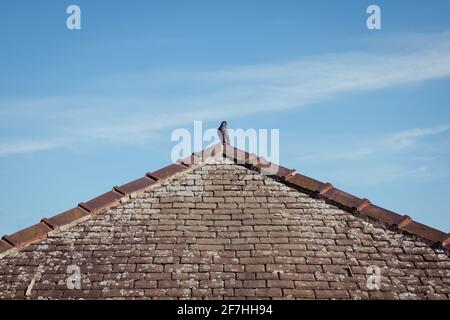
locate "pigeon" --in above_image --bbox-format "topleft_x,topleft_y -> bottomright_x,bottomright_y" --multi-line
217,121 -> 230,145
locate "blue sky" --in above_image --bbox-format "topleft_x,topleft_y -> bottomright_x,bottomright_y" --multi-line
1,0 -> 450,235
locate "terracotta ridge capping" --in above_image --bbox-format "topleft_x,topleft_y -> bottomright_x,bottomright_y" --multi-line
179,152 -> 203,167
179,162 -> 190,168
0,239 -> 15,258
443,234 -> 450,249
400,220 -> 446,246
43,207 -> 91,232
147,163 -> 189,181
185,143 -> 222,164
249,156 -> 296,179
2,222 -> 52,249
356,199 -> 371,212
78,202 -> 95,213
318,183 -> 334,195
283,172 -> 327,194
280,169 -> 296,179
394,215 -> 413,229
199,143 -> 221,160
1,236 -> 14,247
319,187 -> 371,213
112,186 -> 126,196
0,206 -> 94,258
357,204 -> 401,225
444,234 -> 450,246
78,189 -> 124,215
145,172 -> 159,181
222,144 -> 259,166
115,176 -> 157,195
40,218 -> 56,230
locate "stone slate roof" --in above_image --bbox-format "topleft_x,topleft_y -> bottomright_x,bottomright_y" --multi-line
0,144 -> 449,300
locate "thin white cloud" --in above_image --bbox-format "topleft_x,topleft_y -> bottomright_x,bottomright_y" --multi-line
300,148 -> 375,161
0,140 -> 64,156
327,163 -> 446,187
299,125 -> 450,162
295,124 -> 450,186
387,125 -> 450,148
1,30 -> 450,156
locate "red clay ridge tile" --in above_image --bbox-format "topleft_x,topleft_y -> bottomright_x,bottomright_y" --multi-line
254,157 -> 282,175
40,218 -> 56,229
179,153 -> 203,166
401,221 -> 447,244
284,173 -> 327,193
358,204 -> 402,226
222,144 -> 238,158
275,166 -> 296,179
79,190 -> 123,214
195,143 -> 221,161
223,145 -> 258,165
147,163 -> 188,181
394,215 -> 412,229
112,186 -> 126,196
443,234 -> 450,250
2,222 -> 52,249
318,183 -> 334,195
255,156 -> 270,168
0,239 -> 14,255
356,199 -> 371,212
321,188 -> 369,211
115,176 -> 157,195
205,143 -> 222,157
43,207 -> 90,230
248,153 -> 258,165
222,145 -> 239,159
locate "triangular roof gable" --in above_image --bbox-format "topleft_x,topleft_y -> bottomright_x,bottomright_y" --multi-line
1,143 -> 449,259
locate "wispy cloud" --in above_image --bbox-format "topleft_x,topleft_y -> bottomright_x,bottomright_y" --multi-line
1,30 -> 450,156
0,139 -> 64,156
387,125 -> 450,148
296,124 -> 450,186
299,124 -> 450,162
300,148 -> 375,161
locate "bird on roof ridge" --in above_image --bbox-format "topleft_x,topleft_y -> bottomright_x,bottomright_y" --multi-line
217,121 -> 230,145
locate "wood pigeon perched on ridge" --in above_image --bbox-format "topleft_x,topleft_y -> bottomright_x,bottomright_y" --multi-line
217,121 -> 229,145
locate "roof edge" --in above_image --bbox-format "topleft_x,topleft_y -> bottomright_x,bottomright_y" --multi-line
1,143 -> 448,259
